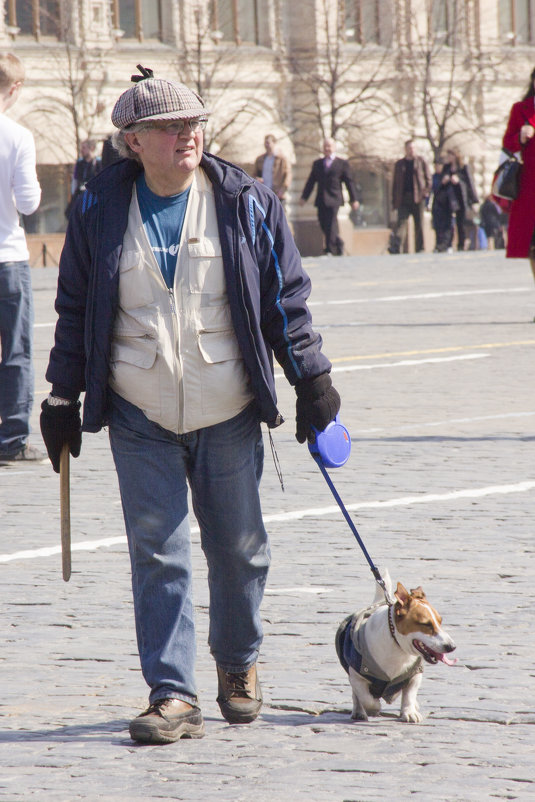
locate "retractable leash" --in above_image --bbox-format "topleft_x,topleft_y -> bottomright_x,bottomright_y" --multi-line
308,416 -> 396,607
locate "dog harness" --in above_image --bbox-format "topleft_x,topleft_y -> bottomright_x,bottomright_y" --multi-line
335,602 -> 423,702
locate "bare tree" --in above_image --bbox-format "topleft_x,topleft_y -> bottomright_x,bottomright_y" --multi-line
396,0 -> 503,161
176,3 -> 287,155
21,1 -> 108,165
287,0 -> 393,151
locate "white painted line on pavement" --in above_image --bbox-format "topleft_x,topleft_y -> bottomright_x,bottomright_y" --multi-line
0,536 -> 126,564
264,481 -> 535,523
353,411 -> 535,434
275,352 -> 488,379
0,471 -> 32,476
264,587 -> 331,594
308,287 -> 529,307
1,480 -> 534,565
330,340 -> 535,363
330,353 -> 488,374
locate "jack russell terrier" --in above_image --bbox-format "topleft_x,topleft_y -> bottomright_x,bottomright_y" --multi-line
336,575 -> 457,723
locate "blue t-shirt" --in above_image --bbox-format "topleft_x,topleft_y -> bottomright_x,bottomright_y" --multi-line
136,173 -> 191,288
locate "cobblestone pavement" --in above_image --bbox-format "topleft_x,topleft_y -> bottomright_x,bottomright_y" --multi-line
1,250 -> 534,801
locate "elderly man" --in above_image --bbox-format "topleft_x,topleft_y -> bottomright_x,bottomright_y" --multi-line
40,66 -> 341,744
300,137 -> 360,256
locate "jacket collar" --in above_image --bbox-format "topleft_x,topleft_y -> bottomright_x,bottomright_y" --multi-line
84,151 -> 253,202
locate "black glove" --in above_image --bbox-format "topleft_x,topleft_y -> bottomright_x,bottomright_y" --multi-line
295,373 -> 341,444
40,399 -> 82,473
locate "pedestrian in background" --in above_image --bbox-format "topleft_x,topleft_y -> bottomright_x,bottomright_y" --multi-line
40,66 -> 341,745
502,66 -> 535,292
391,139 -> 431,253
65,138 -> 101,218
100,133 -> 121,169
0,53 -> 44,464
254,134 -> 291,202
480,195 -> 506,250
430,158 -> 446,252
299,137 -> 361,256
440,148 -> 478,252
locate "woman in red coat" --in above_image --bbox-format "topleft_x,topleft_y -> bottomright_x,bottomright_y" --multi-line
503,67 -> 535,274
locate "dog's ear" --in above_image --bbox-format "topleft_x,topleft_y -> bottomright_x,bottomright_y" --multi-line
410,586 -> 426,600
395,582 -> 410,609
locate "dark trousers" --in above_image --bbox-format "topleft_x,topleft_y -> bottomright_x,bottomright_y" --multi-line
454,211 -> 466,251
317,202 -> 343,255
396,194 -> 425,252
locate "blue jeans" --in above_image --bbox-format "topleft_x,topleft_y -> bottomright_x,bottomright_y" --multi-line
0,261 -> 34,456
108,392 -> 270,705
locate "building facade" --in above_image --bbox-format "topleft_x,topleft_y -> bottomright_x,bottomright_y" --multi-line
2,0 -> 535,252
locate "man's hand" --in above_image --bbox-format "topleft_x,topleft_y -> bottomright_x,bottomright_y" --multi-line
295,373 -> 341,444
40,399 -> 82,473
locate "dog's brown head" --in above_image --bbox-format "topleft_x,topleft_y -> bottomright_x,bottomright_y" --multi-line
393,582 -> 457,665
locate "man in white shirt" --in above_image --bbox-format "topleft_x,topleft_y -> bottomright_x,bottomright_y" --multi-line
0,53 -> 43,462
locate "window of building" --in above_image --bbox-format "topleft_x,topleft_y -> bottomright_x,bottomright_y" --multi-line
499,0 -> 533,44
212,0 -> 260,44
112,0 -> 162,40
354,166 -> 389,226
8,0 -> 61,38
345,1 -> 391,46
430,0 -> 458,42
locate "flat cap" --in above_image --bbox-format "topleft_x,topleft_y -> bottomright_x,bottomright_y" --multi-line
111,72 -> 209,129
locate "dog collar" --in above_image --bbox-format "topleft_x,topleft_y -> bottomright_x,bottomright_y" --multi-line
388,604 -> 402,650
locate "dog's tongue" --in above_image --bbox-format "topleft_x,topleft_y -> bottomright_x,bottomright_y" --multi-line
438,653 -> 458,666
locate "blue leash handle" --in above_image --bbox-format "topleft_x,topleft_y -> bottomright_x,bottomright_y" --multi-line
311,453 -> 395,605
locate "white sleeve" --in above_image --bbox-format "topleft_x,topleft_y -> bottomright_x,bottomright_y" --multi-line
12,129 -> 41,216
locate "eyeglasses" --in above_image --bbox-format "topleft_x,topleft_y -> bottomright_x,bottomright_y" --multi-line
148,119 -> 207,135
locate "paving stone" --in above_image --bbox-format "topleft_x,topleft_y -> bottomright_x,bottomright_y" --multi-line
0,251 -> 534,801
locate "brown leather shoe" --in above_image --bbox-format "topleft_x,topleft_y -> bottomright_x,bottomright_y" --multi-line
216,664 -> 263,724
129,699 -> 205,744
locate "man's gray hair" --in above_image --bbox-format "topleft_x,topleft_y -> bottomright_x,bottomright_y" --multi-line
111,124 -> 150,163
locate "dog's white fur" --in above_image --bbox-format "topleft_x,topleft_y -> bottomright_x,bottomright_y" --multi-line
348,572 -> 456,723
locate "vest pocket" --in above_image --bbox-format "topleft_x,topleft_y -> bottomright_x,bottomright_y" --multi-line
197,329 -> 251,416
197,330 -> 242,363
110,333 -> 158,369
118,251 -> 155,309
109,333 -> 161,421
187,237 -> 226,299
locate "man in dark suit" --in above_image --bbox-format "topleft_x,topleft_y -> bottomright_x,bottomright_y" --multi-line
300,138 -> 361,255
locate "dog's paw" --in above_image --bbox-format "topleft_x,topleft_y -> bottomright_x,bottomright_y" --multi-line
351,710 -> 369,722
400,707 -> 423,723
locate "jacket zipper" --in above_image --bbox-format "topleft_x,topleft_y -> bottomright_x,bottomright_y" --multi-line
167,286 -> 184,433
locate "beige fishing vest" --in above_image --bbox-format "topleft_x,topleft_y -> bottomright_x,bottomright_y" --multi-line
108,168 -> 253,434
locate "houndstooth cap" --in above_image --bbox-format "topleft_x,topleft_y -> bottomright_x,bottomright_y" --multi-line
111,73 -> 209,129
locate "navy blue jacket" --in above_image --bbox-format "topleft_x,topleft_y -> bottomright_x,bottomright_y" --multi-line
46,152 -> 331,433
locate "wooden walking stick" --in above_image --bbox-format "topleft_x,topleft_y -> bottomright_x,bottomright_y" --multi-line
60,443 -> 71,582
